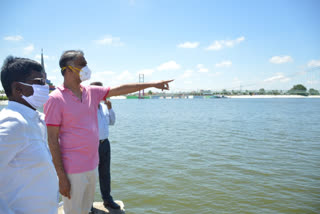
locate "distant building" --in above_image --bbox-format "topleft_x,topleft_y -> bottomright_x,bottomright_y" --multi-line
200,90 -> 212,95
41,49 -> 56,91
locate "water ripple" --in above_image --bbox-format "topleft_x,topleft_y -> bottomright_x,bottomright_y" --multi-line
104,99 -> 320,213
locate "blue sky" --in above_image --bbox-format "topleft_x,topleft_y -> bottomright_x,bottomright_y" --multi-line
1,0 -> 319,92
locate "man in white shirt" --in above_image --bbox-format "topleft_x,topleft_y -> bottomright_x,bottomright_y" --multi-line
0,56 -> 59,214
90,81 -> 120,211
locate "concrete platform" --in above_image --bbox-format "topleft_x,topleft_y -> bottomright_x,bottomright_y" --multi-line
58,201 -> 125,214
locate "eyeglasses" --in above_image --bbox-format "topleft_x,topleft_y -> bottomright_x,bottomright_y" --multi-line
26,78 -> 47,85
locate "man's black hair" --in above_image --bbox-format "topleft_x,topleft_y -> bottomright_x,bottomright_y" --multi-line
90,81 -> 103,86
1,56 -> 43,97
59,50 -> 84,76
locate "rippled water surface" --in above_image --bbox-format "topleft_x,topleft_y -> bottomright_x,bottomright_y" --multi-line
1,99 -> 320,213
106,99 -> 320,214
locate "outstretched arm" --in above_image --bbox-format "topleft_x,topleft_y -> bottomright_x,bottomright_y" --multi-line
106,80 -> 173,98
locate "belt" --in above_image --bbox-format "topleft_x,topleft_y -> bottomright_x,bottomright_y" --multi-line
99,138 -> 108,143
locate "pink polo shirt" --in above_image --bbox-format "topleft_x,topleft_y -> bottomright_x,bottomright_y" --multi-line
44,85 -> 110,174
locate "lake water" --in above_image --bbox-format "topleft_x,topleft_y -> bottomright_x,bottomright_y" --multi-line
1,99 -> 319,213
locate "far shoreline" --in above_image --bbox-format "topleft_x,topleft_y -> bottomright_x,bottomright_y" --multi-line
226,95 -> 320,99
1,95 -> 320,106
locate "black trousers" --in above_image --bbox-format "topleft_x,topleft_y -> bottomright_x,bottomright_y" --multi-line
98,138 -> 113,202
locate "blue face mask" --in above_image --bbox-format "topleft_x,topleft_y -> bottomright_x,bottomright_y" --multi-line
19,82 -> 50,109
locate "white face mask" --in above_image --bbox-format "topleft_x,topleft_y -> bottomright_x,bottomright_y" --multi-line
19,82 -> 50,109
79,66 -> 92,82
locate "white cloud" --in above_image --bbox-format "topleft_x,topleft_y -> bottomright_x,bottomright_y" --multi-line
209,72 -> 222,77
91,70 -> 116,82
86,70 -> 114,86
90,70 -> 115,78
116,70 -> 134,81
215,60 -> 232,68
102,71 -> 116,75
34,55 -> 56,63
269,56 -> 293,64
157,60 -> 181,71
237,36 -> 245,42
94,35 -> 124,46
264,73 -> 291,82
94,70 -> 116,77
181,70 -> 194,78
307,59 -> 320,68
23,44 -> 34,54
90,70 -> 135,87
4,35 -> 23,41
137,69 -> 155,76
281,78 -> 291,82
307,80 -> 319,84
177,42 -> 199,49
206,36 -> 245,51
206,41 -> 223,50
196,64 -> 209,73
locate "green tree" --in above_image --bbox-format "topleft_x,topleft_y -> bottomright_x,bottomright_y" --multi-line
259,88 -> 265,95
0,95 -> 8,100
222,89 -> 228,95
148,90 -> 153,95
309,88 -> 320,95
289,84 -> 308,96
271,90 -> 280,95
231,90 -> 238,95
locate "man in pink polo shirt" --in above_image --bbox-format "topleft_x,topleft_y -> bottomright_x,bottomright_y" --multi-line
44,50 -> 172,214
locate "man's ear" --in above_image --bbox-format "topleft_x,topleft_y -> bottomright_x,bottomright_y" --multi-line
11,82 -> 23,96
11,82 -> 34,97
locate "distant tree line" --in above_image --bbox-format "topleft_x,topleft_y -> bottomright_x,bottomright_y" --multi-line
1,85 -> 319,100
174,84 -> 320,96
0,90 -> 8,100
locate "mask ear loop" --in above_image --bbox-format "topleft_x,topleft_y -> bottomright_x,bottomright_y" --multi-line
62,66 -> 81,77
17,82 -> 34,99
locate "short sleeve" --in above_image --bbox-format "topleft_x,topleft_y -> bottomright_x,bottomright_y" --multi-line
44,96 -> 62,126
89,86 -> 110,102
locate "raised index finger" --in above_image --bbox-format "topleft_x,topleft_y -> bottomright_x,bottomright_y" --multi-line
163,79 -> 174,83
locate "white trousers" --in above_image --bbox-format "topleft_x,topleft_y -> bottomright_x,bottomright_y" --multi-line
62,167 -> 98,214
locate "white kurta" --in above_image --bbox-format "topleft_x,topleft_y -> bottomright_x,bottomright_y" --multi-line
0,101 -> 59,214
